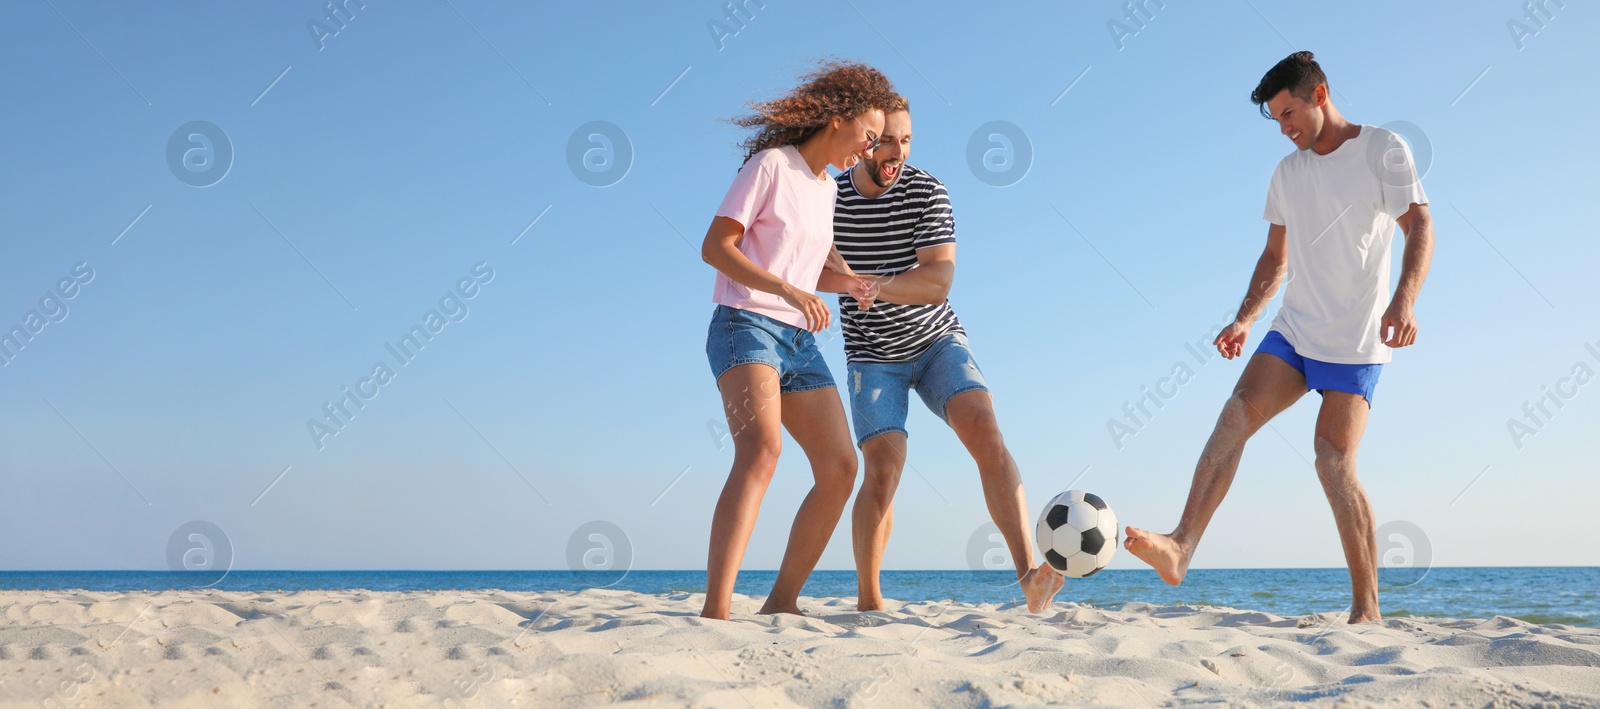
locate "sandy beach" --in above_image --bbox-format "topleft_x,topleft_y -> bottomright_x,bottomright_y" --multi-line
3,587 -> 1599,707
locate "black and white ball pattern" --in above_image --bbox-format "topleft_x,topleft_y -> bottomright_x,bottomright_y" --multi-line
1036,490 -> 1118,578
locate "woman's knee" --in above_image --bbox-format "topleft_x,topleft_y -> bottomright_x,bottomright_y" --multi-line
732,435 -> 783,476
859,464 -> 901,499
794,445 -> 855,499
823,449 -> 859,489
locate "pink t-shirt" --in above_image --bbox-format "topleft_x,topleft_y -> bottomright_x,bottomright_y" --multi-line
712,144 -> 837,329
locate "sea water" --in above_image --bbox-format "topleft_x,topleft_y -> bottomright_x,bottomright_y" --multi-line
2,567 -> 1594,627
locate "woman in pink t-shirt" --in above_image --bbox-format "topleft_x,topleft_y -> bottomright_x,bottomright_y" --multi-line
698,61 -> 897,620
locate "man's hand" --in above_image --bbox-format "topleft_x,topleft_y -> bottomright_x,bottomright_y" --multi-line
848,277 -> 879,311
1381,300 -> 1418,348
1213,321 -> 1251,360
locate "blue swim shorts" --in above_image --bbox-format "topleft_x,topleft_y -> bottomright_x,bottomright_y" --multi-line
1256,330 -> 1382,406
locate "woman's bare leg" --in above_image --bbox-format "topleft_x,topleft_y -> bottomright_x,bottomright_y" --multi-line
759,385 -> 859,615
701,363 -> 785,620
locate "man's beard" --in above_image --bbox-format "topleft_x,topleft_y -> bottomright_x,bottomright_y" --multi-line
864,157 -> 900,188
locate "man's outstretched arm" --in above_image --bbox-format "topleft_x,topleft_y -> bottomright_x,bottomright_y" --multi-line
1214,223 -> 1288,359
1382,203 -> 1433,348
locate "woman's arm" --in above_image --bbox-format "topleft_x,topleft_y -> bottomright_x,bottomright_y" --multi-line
816,268 -> 878,311
815,268 -> 860,295
824,245 -> 857,277
700,216 -> 831,332
818,245 -> 879,309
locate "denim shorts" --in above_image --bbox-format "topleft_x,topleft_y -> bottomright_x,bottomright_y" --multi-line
846,331 -> 989,446
706,305 -> 836,394
1257,330 -> 1383,406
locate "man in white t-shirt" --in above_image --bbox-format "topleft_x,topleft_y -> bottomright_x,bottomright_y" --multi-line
1124,51 -> 1434,624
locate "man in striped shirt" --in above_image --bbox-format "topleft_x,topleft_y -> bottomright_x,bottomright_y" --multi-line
817,97 -> 1063,613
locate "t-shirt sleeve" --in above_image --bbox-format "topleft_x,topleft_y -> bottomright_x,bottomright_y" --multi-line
913,179 -> 956,249
1262,162 -> 1286,226
715,151 -> 777,229
1377,131 -> 1429,220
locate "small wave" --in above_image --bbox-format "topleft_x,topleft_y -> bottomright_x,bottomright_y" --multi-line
1512,613 -> 1592,626
1385,609 -> 1592,627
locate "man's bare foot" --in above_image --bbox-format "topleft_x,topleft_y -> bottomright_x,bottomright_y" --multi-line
1348,607 -> 1381,624
1020,561 -> 1065,613
1123,526 -> 1192,586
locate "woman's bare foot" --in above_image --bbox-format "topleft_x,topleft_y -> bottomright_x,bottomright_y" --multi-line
1020,562 -> 1065,613
699,606 -> 730,621
758,599 -> 805,616
1123,526 -> 1193,586
857,596 -> 886,612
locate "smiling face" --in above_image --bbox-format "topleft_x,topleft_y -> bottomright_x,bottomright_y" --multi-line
828,108 -> 885,173
1266,84 -> 1328,151
859,110 -> 911,188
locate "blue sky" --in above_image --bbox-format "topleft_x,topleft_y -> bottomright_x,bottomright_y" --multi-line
2,1 -> 1595,576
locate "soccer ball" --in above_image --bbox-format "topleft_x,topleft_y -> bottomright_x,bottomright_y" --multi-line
1036,490 -> 1118,578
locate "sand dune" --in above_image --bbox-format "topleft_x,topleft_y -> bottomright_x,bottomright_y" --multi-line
3,588 -> 1598,707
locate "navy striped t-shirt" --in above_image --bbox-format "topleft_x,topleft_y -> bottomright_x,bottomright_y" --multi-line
833,164 -> 964,363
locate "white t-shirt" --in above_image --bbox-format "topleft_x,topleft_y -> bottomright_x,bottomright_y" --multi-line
1263,125 -> 1428,365
712,144 -> 838,329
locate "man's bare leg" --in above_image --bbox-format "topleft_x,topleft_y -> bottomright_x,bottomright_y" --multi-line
1124,354 -> 1307,585
1313,391 -> 1380,623
759,386 -> 860,616
851,433 -> 906,612
945,390 -> 1063,613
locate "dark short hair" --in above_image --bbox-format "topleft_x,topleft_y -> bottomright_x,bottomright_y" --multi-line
886,94 -> 909,114
1250,51 -> 1328,119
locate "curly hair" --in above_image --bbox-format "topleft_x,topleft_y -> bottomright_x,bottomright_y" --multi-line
731,59 -> 900,164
